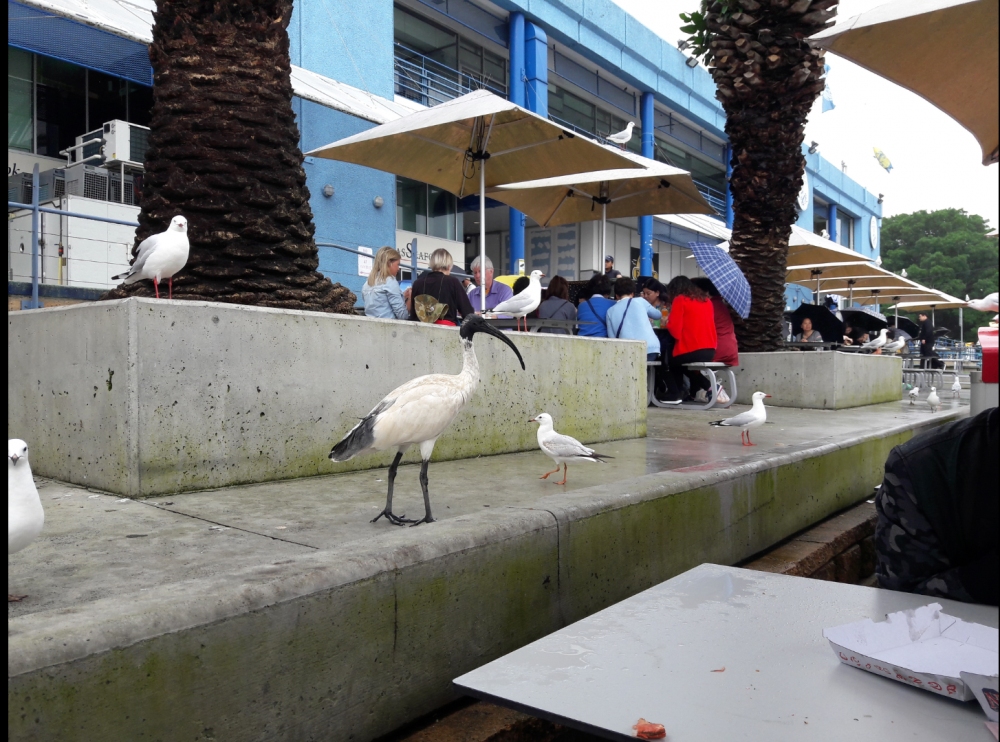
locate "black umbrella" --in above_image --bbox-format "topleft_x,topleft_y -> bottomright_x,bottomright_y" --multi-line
842,308 -> 888,334
787,304 -> 845,343
889,315 -> 920,336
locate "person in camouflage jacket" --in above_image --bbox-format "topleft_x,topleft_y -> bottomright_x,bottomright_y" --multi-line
875,407 -> 998,605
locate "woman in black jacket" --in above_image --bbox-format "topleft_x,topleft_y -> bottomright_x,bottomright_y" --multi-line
407,249 -> 475,326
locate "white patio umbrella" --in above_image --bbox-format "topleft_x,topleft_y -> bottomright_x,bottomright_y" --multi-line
810,0 -> 999,165
786,262 -> 916,305
487,156 -> 714,260
889,292 -> 967,340
306,90 -> 642,310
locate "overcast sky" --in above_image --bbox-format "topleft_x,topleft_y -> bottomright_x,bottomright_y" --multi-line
613,0 -> 999,229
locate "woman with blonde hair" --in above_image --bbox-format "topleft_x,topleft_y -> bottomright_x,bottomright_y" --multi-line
363,246 -> 409,320
407,248 -> 474,326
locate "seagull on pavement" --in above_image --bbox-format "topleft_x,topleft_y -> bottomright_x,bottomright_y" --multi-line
9,439 -> 44,602
951,376 -> 962,398
530,413 -> 613,485
489,270 -> 544,332
112,215 -> 190,299
908,384 -> 920,405
927,386 -> 941,412
861,328 -> 888,353
606,121 -> 635,149
329,315 -> 525,526
709,391 -> 770,446
966,292 -> 999,313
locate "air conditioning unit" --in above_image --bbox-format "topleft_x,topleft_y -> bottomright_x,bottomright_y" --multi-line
38,168 -> 66,199
71,127 -> 105,165
102,120 -> 150,165
107,170 -> 138,205
65,164 -> 109,200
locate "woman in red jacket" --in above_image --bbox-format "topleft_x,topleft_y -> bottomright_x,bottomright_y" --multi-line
661,276 -> 717,402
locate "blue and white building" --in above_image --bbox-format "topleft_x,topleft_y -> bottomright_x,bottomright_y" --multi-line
8,0 -> 882,304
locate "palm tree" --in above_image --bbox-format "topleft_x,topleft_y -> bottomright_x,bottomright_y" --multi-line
683,0 -> 836,350
105,0 -> 356,313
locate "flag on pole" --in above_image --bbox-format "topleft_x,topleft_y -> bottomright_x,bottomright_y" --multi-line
821,64 -> 835,112
873,147 -> 893,173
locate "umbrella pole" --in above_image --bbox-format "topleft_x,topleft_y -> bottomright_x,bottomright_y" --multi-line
601,202 -> 607,271
479,160 -> 487,314
960,307 -> 964,346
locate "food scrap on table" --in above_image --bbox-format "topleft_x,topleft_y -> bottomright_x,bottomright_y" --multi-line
633,717 -> 666,739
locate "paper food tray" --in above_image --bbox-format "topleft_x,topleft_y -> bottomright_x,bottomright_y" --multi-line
823,603 -> 999,702
961,671 -> 999,722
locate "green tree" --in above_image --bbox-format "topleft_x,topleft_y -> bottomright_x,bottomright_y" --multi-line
880,209 -> 998,340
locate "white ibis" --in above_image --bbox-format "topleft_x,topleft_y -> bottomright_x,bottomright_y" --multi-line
529,413 -> 613,485
489,270 -> 544,331
951,375 -> 962,398
709,391 -> 770,446
606,121 -> 635,149
112,215 -> 190,299
329,315 -> 525,526
927,386 -> 941,413
9,439 -> 44,602
861,328 -> 888,353
966,292 -> 999,312
908,384 -> 920,405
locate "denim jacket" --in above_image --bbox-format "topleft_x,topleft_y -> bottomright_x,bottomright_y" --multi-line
362,276 -> 408,320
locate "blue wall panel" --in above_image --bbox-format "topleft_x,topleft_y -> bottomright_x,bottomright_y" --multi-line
296,99 -> 397,303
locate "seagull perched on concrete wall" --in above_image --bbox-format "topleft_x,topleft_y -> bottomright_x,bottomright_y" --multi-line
709,391 -> 770,446
861,328 -> 889,353
530,413 -> 613,485
112,215 -> 190,299
329,315 -> 525,526
9,439 -> 44,602
489,270 -> 544,331
606,121 -> 635,149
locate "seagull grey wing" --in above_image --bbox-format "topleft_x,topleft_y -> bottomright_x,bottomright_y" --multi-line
719,409 -> 759,427
122,232 -> 163,282
543,433 -> 594,459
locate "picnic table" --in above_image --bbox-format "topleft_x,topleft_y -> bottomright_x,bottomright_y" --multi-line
455,563 -> 998,741
784,341 -> 839,350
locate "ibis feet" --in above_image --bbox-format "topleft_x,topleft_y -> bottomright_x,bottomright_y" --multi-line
371,509 -> 416,526
409,515 -> 436,527
9,593 -> 28,603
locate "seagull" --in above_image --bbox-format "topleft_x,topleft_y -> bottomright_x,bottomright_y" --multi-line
861,328 -> 888,353
951,375 -> 962,398
530,413 -> 613,485
908,384 -> 920,405
882,336 -> 906,354
489,270 -> 544,332
606,121 -> 635,148
329,315 -> 525,526
9,439 -> 44,602
927,386 -> 940,413
967,292 -> 999,312
112,215 -> 190,299
709,391 -> 770,446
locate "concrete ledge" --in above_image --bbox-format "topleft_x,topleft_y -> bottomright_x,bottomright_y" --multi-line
733,351 -> 902,408
7,298 -> 646,496
7,410 -> 962,742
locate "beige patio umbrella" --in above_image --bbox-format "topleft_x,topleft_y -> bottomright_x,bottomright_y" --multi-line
810,0 -> 999,165
786,261 -> 915,304
890,292 -> 968,339
306,90 -> 641,310
487,155 -> 714,258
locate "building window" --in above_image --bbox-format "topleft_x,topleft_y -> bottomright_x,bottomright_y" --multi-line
397,177 -> 461,241
7,47 -> 153,157
548,83 -> 638,152
837,215 -> 854,249
652,138 -> 725,194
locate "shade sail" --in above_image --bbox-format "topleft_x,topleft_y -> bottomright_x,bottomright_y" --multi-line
810,0 -> 999,165
305,90 -> 642,196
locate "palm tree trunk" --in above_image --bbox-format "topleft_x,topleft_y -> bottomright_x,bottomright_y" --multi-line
704,0 -> 835,351
104,0 -> 355,313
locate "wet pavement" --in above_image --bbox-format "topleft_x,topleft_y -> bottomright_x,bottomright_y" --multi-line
8,395 -> 967,619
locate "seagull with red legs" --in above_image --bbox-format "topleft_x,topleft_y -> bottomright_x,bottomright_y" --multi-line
709,391 -> 770,446
112,215 -> 190,299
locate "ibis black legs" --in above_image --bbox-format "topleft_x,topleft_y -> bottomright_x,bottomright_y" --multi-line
371,450 -> 415,526
410,459 -> 435,526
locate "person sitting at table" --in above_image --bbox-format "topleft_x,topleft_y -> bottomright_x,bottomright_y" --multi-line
691,277 -> 738,367
362,246 -> 410,320
794,317 -> 824,343
407,248 -> 474,326
577,274 -> 614,338
875,406 -> 997,605
640,278 -> 668,309
605,277 -> 660,361
467,255 -> 514,312
658,276 -> 717,403
536,275 -> 577,335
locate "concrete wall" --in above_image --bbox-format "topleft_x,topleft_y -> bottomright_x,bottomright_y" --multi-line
8,412 -> 959,742
8,298 -> 647,497
732,351 -> 902,409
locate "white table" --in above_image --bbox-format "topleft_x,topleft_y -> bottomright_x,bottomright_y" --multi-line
454,564 -> 998,741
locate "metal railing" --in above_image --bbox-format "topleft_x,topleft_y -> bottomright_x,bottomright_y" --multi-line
393,43 -> 506,108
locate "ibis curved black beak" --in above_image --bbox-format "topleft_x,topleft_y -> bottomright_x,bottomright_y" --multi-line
480,322 -> 526,370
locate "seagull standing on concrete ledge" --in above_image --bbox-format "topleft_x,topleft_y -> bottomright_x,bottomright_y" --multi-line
112,215 -> 190,299
951,376 -> 962,398
861,328 -> 888,353
883,335 -> 906,354
489,270 -> 544,332
530,413 -> 613,485
9,439 -> 44,602
606,121 -> 635,149
927,386 -> 941,413
329,315 -> 525,526
709,391 -> 770,446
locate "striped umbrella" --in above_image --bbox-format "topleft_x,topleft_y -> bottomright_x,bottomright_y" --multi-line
687,242 -> 752,319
